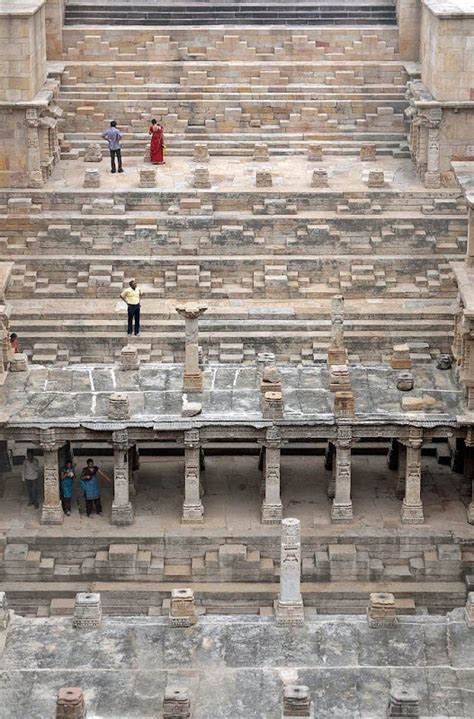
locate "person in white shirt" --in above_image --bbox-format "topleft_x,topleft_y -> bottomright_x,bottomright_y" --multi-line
22,449 -> 40,509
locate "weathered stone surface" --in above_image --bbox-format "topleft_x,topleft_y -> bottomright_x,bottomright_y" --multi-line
83,169 -> 100,188
83,143 -> 102,162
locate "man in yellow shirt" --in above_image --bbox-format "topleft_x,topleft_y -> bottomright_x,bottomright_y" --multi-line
120,279 -> 141,336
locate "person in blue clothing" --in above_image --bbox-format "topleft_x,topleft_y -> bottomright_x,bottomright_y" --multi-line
60,460 -> 76,516
80,458 -> 111,517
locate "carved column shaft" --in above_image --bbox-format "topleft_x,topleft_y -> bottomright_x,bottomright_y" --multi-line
401,440 -> 424,524
331,436 -> 353,522
182,430 -> 203,523
276,518 -> 304,625
176,304 -> 207,391
26,109 -> 43,188
40,431 -> 63,525
261,430 -> 283,524
111,432 -> 133,526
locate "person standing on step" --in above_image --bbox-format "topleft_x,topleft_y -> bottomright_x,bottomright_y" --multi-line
22,449 -> 40,509
149,119 -> 165,165
80,458 -> 111,517
102,120 -> 123,174
120,278 -> 141,336
60,460 -> 76,516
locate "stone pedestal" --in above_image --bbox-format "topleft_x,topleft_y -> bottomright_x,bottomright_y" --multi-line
169,588 -> 197,627
107,393 -> 130,420
0,591 -> 10,630
331,429 -> 353,522
40,429 -> 63,525
387,683 -> 419,717
9,353 -> 28,372
193,166 -> 211,188
193,143 -> 209,162
367,170 -> 385,188
83,169 -> 100,188
311,169 -> 328,188
163,687 -> 191,719
84,142 -> 102,162
56,688 -> 86,719
256,169 -> 272,187
175,304 -> 208,392
73,592 -> 102,630
182,429 -> 203,523
307,144 -> 322,162
118,344 -> 140,371
391,344 -> 412,369
367,592 -> 397,627
334,391 -> 354,417
276,518 -> 304,625
360,143 -> 376,161
139,167 -> 156,188
327,294 -> 347,365
261,427 -> 283,524
282,685 -> 313,718
111,430 -> 134,526
401,436 -> 424,524
262,391 -> 283,419
329,364 -> 351,392
254,142 -> 269,161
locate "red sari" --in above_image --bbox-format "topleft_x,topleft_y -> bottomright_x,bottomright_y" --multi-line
149,125 -> 165,164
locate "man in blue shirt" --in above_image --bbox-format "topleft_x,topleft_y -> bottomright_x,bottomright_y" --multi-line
101,120 -> 123,173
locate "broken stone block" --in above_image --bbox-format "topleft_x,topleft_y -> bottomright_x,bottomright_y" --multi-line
118,345 -> 139,371
254,142 -> 269,161
397,371 -> 414,391
181,394 -> 202,417
139,167 -> 156,188
9,353 -> 28,372
334,390 -> 355,417
73,592 -> 102,630
256,169 -> 272,187
465,592 -> 474,628
83,168 -> 100,188
307,144 -> 323,162
163,686 -> 191,719
311,169 -> 328,188
367,170 -> 385,188
262,390 -> 283,418
282,685 -> 313,718
169,588 -> 197,627
387,683 -> 420,717
367,592 -> 397,628
107,393 -> 130,420
56,687 -> 86,719
193,166 -> 211,188
83,142 -> 102,162
360,142 -> 376,161
0,592 -> 10,630
391,344 -> 412,369
193,143 -> 209,163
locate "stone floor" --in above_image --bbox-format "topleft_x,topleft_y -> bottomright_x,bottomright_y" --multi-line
1,611 -> 473,718
0,454 -> 471,536
46,154 -> 420,193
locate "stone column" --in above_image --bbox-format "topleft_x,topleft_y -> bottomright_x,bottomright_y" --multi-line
328,294 -> 347,365
423,110 -> 442,189
276,518 -> 304,625
182,429 -> 203,523
261,426 -> 283,524
401,429 -> 424,524
466,428 -> 474,523
26,109 -> 43,189
387,438 -> 399,471
111,429 -> 134,526
331,427 -> 353,522
175,304 -> 208,391
40,428 -> 63,525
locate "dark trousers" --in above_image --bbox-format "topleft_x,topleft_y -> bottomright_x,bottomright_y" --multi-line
127,303 -> 140,335
110,148 -> 122,172
85,497 -> 102,516
61,497 -> 72,513
25,479 -> 38,505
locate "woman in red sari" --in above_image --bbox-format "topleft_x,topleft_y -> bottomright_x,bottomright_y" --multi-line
149,119 -> 165,164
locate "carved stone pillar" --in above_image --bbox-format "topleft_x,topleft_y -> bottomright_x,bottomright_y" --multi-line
261,426 -> 283,524
466,428 -> 474,523
400,429 -> 424,524
111,429 -> 133,525
423,110 -> 442,189
275,517 -> 304,625
25,109 -> 43,189
331,427 -> 353,522
327,294 -> 347,365
175,304 -> 208,391
182,429 -> 203,523
40,428 -> 63,525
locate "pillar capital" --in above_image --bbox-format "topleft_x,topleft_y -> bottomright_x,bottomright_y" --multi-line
39,427 -> 57,452
400,426 -> 423,449
265,425 -> 281,449
175,303 -> 208,320
184,428 -> 200,448
335,425 -> 352,449
112,428 -> 130,451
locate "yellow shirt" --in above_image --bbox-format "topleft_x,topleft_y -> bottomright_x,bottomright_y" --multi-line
121,287 -> 141,305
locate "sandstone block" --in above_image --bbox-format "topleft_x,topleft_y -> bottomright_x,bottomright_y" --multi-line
360,143 -> 376,161
307,144 -> 323,162
193,143 -> 209,162
139,167 -> 156,188
56,688 -> 86,719
256,169 -> 272,187
193,166 -> 211,188
254,143 -> 269,161
311,169 -> 328,188
83,168 -> 100,188
367,170 -> 385,188
108,393 -> 130,420
83,143 -> 102,162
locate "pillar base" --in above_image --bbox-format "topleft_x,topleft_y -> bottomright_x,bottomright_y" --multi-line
111,502 -> 134,526
400,502 -> 424,524
467,503 -> 474,524
41,503 -> 64,525
183,371 -> 203,392
331,502 -> 352,522
261,501 -> 283,524
424,171 -> 441,189
182,502 -> 204,524
275,599 -> 304,626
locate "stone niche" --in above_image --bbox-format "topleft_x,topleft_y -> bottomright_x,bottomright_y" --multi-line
0,0 -> 62,188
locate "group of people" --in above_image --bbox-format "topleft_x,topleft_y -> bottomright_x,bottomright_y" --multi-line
22,452 -> 111,518
101,119 -> 165,173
